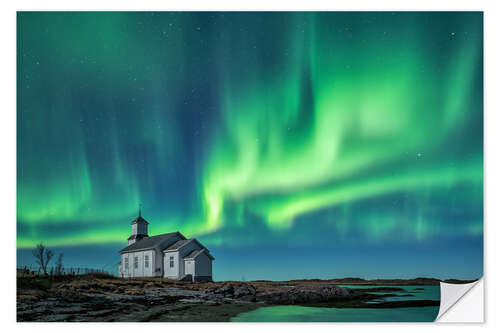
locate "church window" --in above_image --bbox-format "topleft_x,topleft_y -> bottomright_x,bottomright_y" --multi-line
134,256 -> 138,269
124,257 -> 129,269
145,255 -> 149,268
169,256 -> 174,268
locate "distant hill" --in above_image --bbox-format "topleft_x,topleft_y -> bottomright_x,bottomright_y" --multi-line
267,277 -> 479,286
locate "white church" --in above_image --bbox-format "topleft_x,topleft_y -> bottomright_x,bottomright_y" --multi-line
118,210 -> 214,282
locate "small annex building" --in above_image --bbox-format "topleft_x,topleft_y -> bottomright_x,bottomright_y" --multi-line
118,210 -> 214,282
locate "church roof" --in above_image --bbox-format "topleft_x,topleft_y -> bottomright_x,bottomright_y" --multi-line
184,249 -> 215,261
127,234 -> 147,241
119,232 -> 185,253
130,215 -> 149,225
163,239 -> 193,252
162,238 -> 210,254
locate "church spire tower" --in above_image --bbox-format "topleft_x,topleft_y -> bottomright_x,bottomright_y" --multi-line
128,204 -> 149,245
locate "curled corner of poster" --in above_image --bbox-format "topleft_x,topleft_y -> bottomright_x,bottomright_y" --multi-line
435,278 -> 484,323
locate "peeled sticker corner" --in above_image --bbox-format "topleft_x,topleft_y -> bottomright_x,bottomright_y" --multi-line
435,278 -> 484,322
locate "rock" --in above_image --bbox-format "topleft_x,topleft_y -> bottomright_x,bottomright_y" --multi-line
179,274 -> 193,282
179,298 -> 203,304
125,289 -> 144,296
238,295 -> 257,302
44,314 -> 74,322
213,284 -> 234,296
17,294 -> 39,302
255,284 -> 356,305
17,277 -> 381,321
234,285 -> 256,298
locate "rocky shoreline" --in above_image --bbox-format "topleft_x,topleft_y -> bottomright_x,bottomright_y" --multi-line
17,274 -> 448,322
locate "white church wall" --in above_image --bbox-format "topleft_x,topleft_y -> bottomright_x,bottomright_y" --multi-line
131,252 -> 142,277
184,259 -> 195,276
120,253 -> 131,278
178,241 -> 202,277
143,250 -> 154,277
154,248 -> 163,277
121,250 -> 154,277
164,251 -> 179,279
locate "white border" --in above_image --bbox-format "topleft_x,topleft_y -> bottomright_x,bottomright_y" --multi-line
3,0 -> 498,332
437,279 -> 484,322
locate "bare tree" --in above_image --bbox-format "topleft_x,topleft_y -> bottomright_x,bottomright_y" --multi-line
32,243 -> 54,275
55,253 -> 64,275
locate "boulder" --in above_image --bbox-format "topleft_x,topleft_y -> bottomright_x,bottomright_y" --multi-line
234,285 -> 256,298
213,284 -> 234,296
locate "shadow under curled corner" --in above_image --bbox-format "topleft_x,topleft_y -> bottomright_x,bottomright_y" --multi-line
435,278 -> 484,322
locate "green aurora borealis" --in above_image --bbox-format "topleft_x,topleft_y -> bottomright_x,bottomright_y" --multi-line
17,12 -> 483,279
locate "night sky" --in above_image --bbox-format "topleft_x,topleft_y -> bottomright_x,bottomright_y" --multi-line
17,12 -> 483,281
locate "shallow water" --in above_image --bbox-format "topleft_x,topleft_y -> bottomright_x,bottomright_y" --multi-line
340,285 -> 440,302
231,285 -> 440,322
231,305 -> 439,322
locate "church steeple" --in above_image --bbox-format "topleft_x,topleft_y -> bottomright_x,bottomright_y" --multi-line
128,204 -> 149,245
